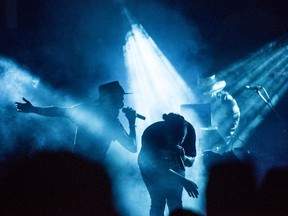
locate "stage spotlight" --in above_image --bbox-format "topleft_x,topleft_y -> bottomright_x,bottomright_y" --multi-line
123,24 -> 195,130
122,24 -> 204,215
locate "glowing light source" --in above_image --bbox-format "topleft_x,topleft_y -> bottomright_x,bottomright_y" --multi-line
123,24 -> 195,129
122,23 -> 202,215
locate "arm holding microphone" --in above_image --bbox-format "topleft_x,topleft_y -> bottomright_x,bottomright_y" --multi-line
119,107 -> 144,153
122,107 -> 146,120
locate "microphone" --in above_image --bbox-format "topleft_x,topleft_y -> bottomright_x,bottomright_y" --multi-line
122,107 -> 146,120
245,85 -> 262,91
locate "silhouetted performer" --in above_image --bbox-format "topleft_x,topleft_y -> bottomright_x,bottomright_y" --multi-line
15,81 -> 137,161
138,113 -> 198,216
197,74 -> 240,152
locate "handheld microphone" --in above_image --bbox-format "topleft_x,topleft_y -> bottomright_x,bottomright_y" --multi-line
245,85 -> 262,91
122,107 -> 146,120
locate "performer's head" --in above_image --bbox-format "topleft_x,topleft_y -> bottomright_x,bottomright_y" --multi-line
162,113 -> 188,146
197,74 -> 226,98
98,81 -> 130,112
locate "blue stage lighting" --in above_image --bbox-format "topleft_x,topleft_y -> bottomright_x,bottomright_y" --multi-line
123,24 -> 196,129
217,37 -> 288,144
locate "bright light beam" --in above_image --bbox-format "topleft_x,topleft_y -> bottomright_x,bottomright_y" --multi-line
122,24 -> 201,215
216,36 -> 288,146
123,24 -> 195,130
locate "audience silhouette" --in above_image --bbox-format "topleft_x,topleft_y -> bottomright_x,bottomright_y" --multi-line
256,167 -> 288,216
0,150 -> 120,216
205,161 -> 258,216
170,208 -> 204,216
0,144 -> 287,216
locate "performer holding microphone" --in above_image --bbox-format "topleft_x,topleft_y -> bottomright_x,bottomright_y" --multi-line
15,81 -> 144,162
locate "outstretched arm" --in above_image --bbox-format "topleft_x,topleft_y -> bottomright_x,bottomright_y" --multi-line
15,97 -> 68,117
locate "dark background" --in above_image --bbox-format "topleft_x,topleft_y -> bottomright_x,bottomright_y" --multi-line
1,0 -> 287,95
0,1 -> 288,215
1,0 -> 288,168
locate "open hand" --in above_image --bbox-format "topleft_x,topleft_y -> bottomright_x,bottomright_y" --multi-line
182,178 -> 199,198
169,169 -> 199,198
15,97 -> 33,113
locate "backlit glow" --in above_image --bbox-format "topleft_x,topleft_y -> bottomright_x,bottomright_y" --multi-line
123,24 -> 195,130
217,37 -> 288,144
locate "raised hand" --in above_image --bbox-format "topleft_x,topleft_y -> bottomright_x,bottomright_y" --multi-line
15,97 -> 33,113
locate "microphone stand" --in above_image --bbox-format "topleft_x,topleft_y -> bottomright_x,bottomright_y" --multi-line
256,87 -> 288,146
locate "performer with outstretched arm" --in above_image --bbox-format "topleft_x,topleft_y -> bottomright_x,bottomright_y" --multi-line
15,81 -> 140,161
